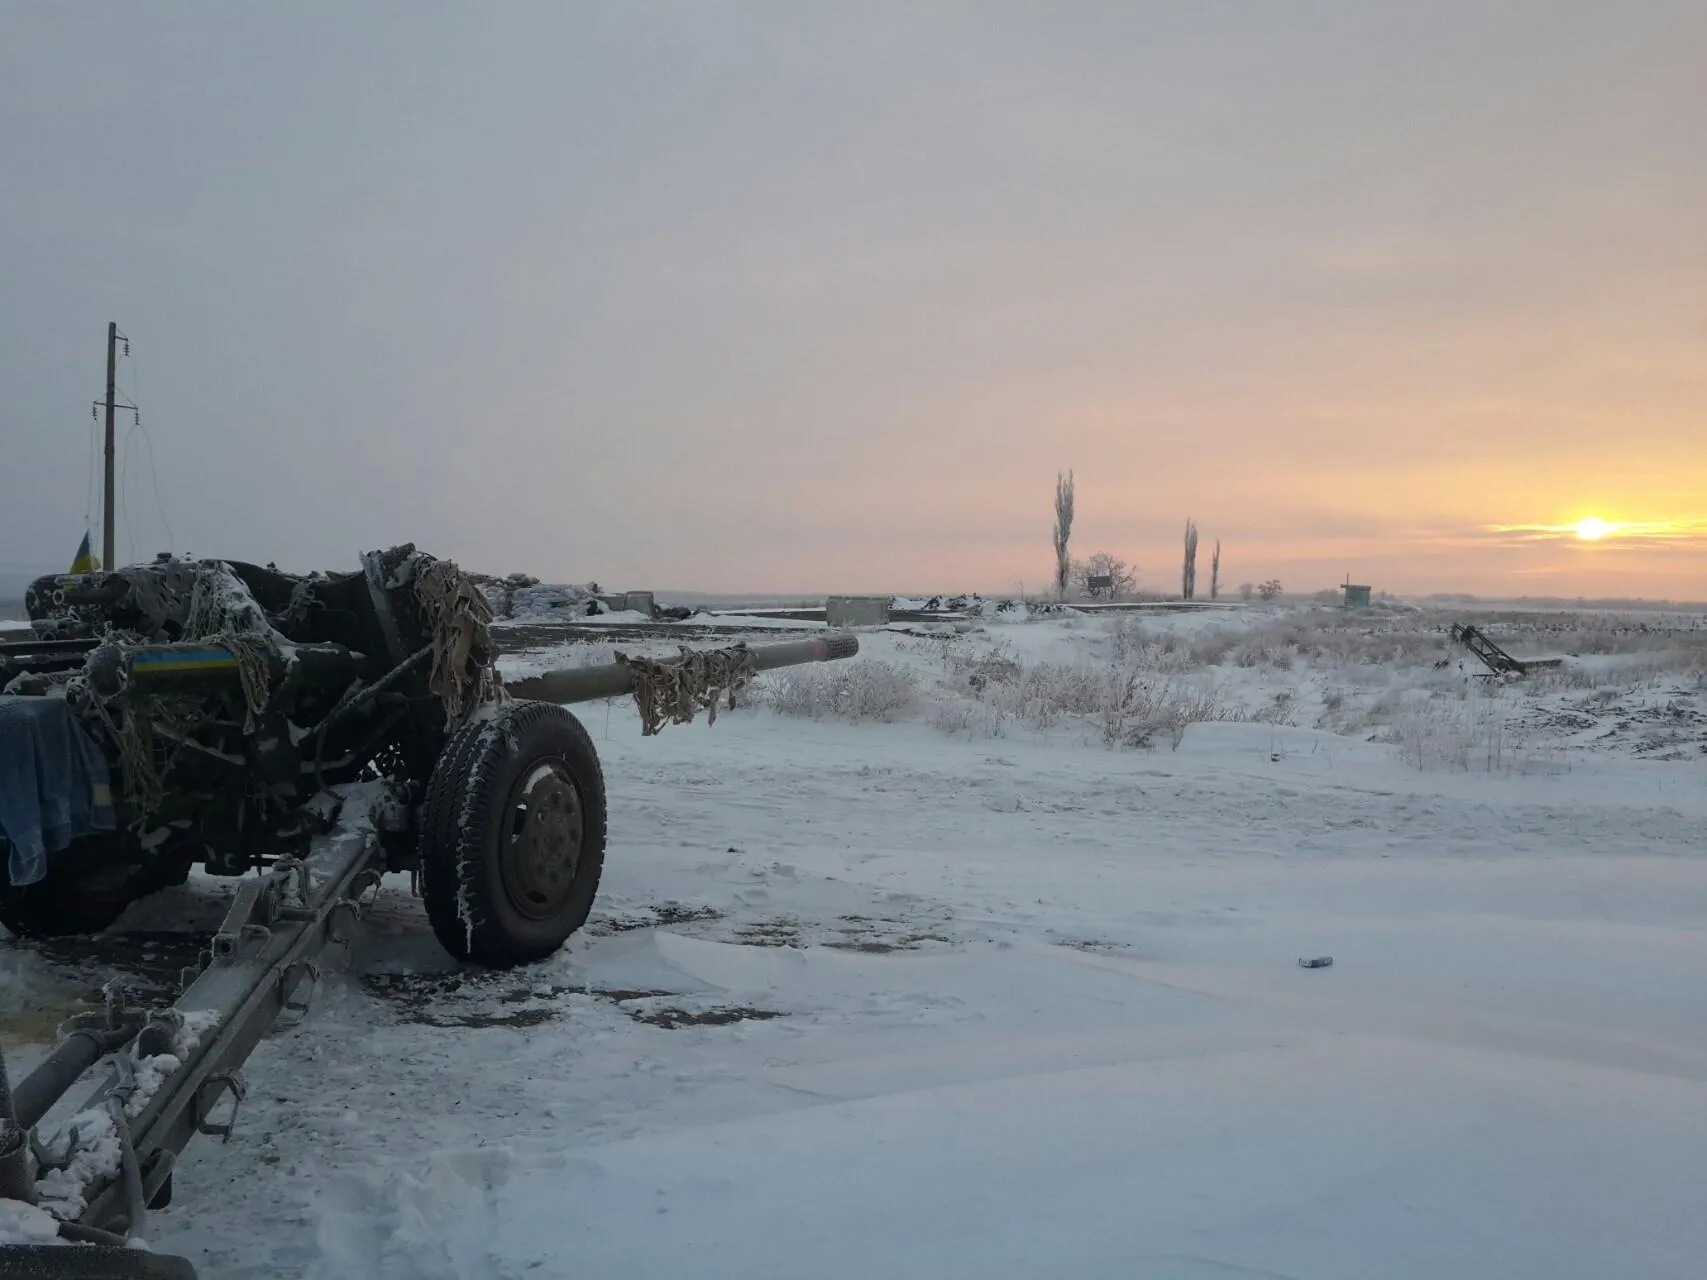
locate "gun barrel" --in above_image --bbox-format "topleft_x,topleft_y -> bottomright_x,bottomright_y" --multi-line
504,633 -> 860,705
83,640 -> 368,697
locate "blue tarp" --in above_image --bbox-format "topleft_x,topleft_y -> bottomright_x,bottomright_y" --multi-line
0,695 -> 116,887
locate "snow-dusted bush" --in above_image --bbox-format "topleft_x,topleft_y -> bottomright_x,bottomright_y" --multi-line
934,610 -> 1703,761
933,639 -> 1233,748
1106,618 -> 1237,673
760,659 -> 919,723
928,699 -> 1008,739
977,662 -> 1105,729
1384,700 -> 1523,773
1358,685 -> 1567,775
1095,669 -> 1231,748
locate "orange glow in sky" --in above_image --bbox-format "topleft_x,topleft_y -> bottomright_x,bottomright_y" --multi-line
2,6 -> 1704,601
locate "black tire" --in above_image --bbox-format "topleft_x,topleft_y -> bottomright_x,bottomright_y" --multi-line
0,1244 -> 198,1279
418,701 -> 607,968
0,867 -> 134,940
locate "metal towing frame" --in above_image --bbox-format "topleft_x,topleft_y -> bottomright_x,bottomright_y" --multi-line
1,789 -> 395,1278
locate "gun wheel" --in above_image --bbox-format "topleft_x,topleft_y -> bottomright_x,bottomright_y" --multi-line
418,701 -> 608,968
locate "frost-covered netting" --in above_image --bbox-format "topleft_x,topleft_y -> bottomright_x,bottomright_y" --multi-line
71,560 -> 292,818
405,554 -> 502,722
181,562 -> 281,727
616,644 -> 757,736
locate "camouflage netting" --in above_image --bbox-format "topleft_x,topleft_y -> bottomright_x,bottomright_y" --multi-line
183,563 -> 282,729
406,553 -> 504,722
76,560 -> 290,818
616,644 -> 757,737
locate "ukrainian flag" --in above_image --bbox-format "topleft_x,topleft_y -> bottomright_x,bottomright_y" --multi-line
69,530 -> 99,575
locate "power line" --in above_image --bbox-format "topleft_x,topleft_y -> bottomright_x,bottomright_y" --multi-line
100,332 -> 172,566
121,422 -> 140,567
134,421 -> 174,554
85,403 -> 99,533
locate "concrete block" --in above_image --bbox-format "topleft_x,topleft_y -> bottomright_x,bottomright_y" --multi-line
826,596 -> 890,628
596,591 -> 656,617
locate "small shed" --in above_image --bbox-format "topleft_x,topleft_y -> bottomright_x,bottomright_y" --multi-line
1342,584 -> 1372,610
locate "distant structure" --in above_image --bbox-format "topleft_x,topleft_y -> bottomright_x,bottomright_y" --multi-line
597,590 -> 658,617
1342,580 -> 1372,610
827,596 -> 891,628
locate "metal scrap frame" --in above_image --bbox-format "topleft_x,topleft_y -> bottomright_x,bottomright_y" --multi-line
1449,623 -> 1564,677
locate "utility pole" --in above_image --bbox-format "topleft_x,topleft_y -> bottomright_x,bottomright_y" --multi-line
102,322 -> 118,570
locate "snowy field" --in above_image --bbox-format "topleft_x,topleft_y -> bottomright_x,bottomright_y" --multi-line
5,604 -> 1707,1278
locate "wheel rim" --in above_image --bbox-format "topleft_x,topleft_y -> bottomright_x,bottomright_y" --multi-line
500,760 -> 585,921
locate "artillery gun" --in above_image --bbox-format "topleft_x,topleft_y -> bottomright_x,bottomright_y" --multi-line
0,546 -> 856,1275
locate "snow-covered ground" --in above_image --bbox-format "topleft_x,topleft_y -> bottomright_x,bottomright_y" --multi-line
6,605 -> 1707,1278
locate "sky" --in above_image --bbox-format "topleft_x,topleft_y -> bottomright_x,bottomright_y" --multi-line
2,1 -> 1703,599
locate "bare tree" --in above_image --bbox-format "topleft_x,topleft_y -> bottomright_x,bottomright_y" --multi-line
1072,552 -> 1136,600
1182,519 -> 1199,600
1258,579 -> 1283,601
1239,583 -> 1255,602
1210,540 -> 1221,600
1053,470 -> 1075,599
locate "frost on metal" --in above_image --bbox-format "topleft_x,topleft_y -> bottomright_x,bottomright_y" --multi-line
452,717 -> 511,953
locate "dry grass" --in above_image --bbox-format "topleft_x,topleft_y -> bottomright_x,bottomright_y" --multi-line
567,606 -> 1707,770
758,659 -> 920,723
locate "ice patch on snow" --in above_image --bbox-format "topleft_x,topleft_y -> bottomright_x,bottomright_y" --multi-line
651,930 -> 814,992
309,1147 -> 515,1280
0,950 -> 88,1052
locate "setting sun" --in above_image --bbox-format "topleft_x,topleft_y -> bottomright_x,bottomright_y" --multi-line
1574,516 -> 1615,542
